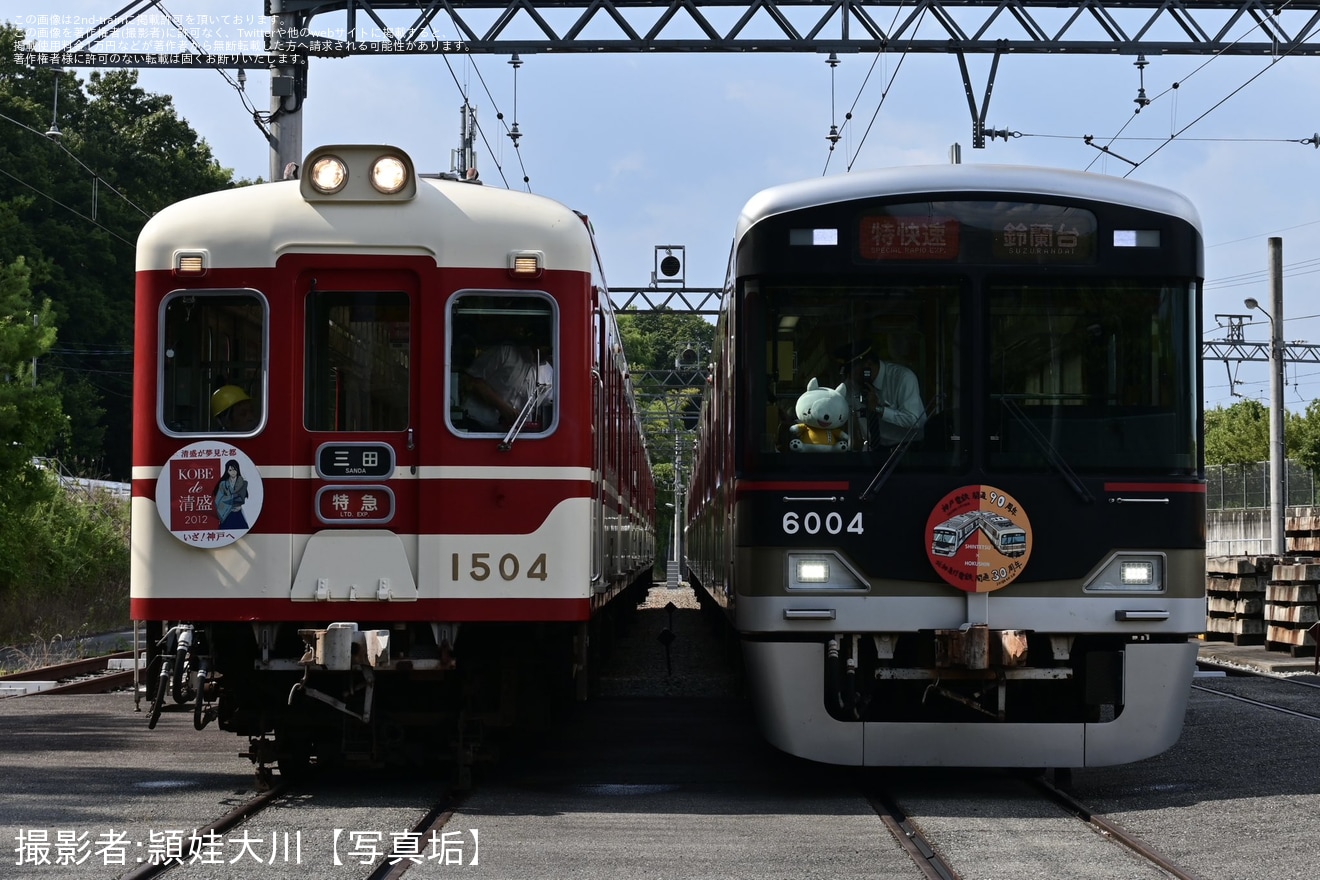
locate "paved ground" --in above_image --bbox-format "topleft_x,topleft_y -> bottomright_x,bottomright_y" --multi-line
1197,637 -> 1319,676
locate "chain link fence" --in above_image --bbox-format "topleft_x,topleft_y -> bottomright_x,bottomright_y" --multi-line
1206,461 -> 1320,510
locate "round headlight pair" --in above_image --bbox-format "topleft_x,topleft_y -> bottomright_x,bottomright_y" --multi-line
308,154 -> 409,195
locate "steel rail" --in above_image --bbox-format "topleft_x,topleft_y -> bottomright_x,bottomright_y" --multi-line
867,791 -> 959,880
32,669 -> 136,696
1191,683 -> 1320,722
1031,776 -> 1207,880
0,650 -> 133,682
118,783 -> 291,879
365,792 -> 467,879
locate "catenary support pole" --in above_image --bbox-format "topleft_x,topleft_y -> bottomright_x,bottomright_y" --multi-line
1268,237 -> 1286,555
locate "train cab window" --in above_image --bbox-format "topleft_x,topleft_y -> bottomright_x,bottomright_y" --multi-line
748,281 -> 964,472
987,281 -> 1197,473
304,291 -> 410,432
447,293 -> 557,437
159,291 -> 267,435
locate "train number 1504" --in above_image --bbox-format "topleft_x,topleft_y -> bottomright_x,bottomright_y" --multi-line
450,552 -> 549,582
781,511 -> 864,535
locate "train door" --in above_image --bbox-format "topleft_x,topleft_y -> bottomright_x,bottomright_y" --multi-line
290,267 -> 421,603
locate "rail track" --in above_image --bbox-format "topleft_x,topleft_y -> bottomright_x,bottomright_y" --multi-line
1193,665 -> 1320,722
101,771 -> 464,879
0,650 -> 136,696
6,616 -> 1318,878
869,771 -> 1207,880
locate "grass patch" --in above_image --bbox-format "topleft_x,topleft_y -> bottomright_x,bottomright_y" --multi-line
0,474 -> 130,670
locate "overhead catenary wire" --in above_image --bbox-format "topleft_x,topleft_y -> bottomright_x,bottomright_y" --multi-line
0,164 -> 136,249
1106,1 -> 1311,176
427,21 -> 529,191
155,2 -> 531,190
1121,55 -> 1304,176
822,2 -> 927,175
151,2 -> 281,146
0,102 -> 152,222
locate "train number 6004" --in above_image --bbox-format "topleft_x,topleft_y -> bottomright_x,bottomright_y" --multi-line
781,511 -> 864,535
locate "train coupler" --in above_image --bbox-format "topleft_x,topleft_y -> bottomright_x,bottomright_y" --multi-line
934,624 -> 1028,670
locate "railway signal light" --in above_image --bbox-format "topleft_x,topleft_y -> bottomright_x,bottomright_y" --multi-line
652,245 -> 685,285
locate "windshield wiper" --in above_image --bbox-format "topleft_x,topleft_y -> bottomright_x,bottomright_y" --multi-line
498,383 -> 551,452
859,396 -> 939,502
998,397 -> 1093,503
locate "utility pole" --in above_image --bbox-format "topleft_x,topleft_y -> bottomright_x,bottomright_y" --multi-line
268,8 -> 304,180
1267,237 -> 1286,555
1245,238 -> 1286,555
667,438 -> 683,587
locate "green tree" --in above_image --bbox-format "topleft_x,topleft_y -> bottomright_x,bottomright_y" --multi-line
617,307 -> 716,458
1292,399 -> 1320,474
0,25 -> 238,478
0,255 -> 129,647
1203,399 -> 1268,465
0,257 -> 65,504
1203,397 -> 1307,466
616,308 -> 717,563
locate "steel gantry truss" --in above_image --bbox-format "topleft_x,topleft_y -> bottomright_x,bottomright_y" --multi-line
1203,314 -> 1320,398
24,1 -> 1320,173
273,0 -> 1320,55
33,0 -> 1320,60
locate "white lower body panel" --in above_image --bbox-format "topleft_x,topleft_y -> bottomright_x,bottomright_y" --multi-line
743,639 -> 1196,768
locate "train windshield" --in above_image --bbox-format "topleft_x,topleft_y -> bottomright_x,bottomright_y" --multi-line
746,277 -> 1197,475
447,293 -> 557,436
159,290 -> 267,436
304,291 -> 411,432
988,280 -> 1198,473
750,280 -> 964,470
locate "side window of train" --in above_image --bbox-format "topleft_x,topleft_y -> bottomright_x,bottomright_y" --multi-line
447,292 -> 557,436
304,290 -> 411,432
160,291 -> 267,435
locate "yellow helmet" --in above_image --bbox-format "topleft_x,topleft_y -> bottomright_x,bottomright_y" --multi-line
211,384 -> 251,418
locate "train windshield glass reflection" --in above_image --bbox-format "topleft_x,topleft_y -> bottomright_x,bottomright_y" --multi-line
752,281 -> 964,470
159,290 -> 266,435
447,293 -> 557,436
304,291 -> 411,432
988,280 -> 1197,473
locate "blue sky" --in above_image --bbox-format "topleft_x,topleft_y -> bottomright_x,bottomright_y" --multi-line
19,3 -> 1320,410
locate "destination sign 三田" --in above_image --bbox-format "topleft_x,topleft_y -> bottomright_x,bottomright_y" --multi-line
315,442 -> 395,480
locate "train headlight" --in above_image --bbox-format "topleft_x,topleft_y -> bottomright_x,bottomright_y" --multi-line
1120,561 -> 1155,585
300,145 -> 418,201
787,552 -> 868,591
370,154 -> 408,194
1084,553 -> 1165,592
309,155 -> 348,194
796,559 -> 830,583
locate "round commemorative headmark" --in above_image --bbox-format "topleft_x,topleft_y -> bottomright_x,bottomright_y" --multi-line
925,485 -> 1032,593
155,442 -> 264,548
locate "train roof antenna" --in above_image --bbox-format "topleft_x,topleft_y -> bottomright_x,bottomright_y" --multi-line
451,101 -> 479,181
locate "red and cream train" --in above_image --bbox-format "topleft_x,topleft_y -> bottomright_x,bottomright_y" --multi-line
131,145 -> 655,776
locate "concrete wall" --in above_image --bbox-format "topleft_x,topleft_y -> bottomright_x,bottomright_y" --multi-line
1207,507 -> 1316,557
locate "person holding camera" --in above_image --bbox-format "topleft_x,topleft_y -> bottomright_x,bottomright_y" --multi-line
834,342 -> 924,449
